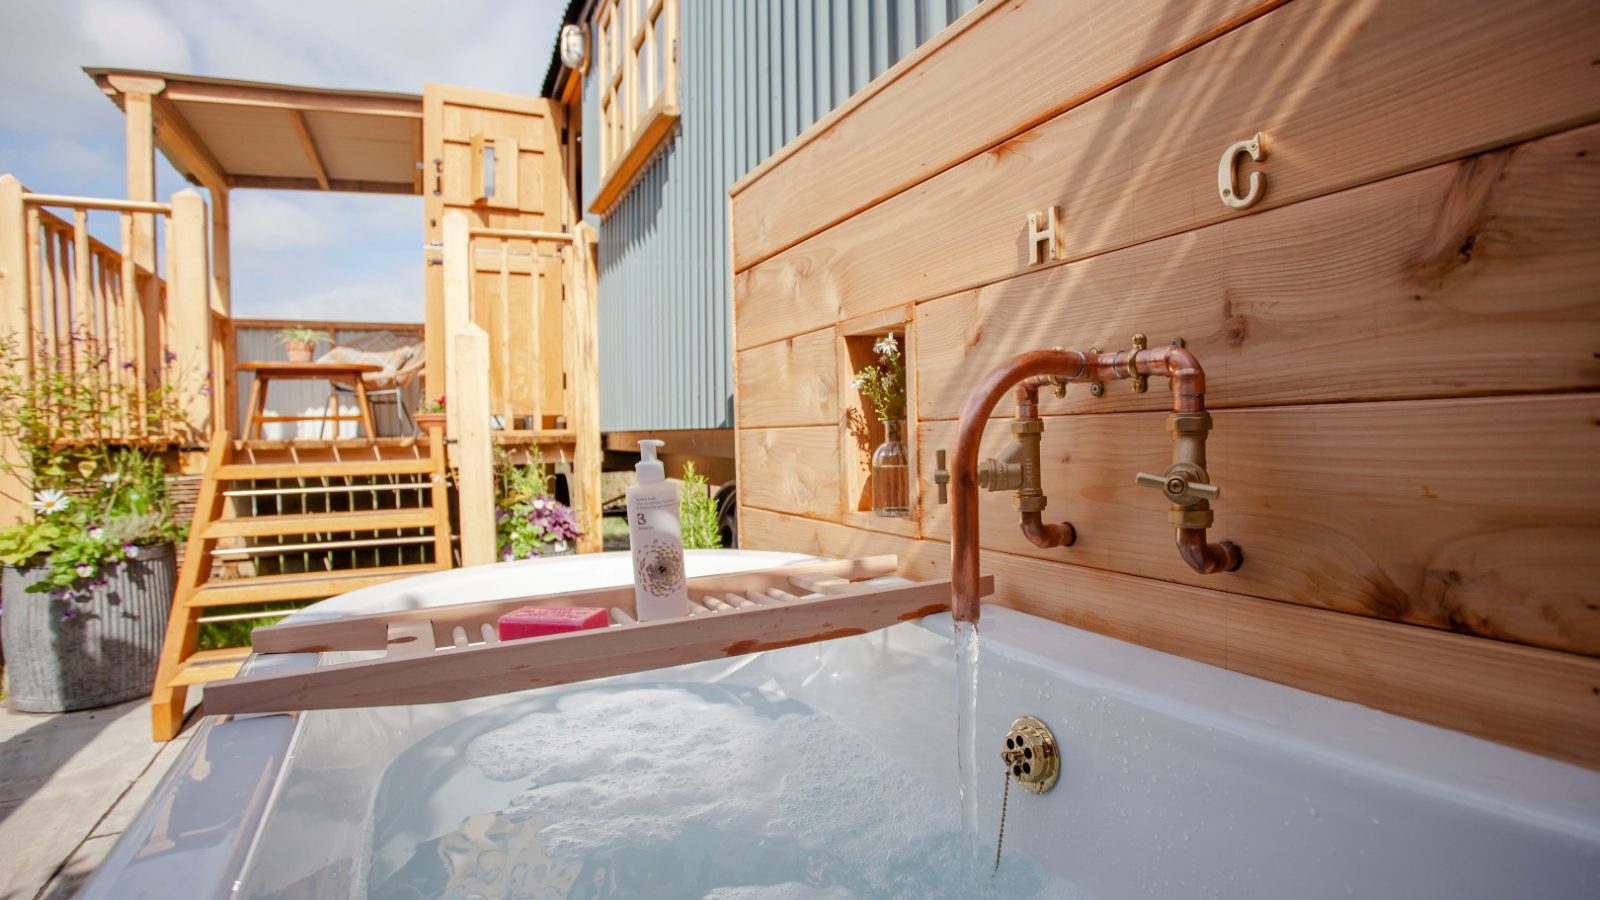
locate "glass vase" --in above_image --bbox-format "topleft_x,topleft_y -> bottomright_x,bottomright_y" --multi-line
871,419 -> 911,518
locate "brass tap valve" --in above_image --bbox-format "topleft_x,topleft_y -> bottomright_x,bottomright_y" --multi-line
1135,410 -> 1223,528
934,418 -> 1046,506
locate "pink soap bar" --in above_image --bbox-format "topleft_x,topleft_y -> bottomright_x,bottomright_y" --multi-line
497,606 -> 610,640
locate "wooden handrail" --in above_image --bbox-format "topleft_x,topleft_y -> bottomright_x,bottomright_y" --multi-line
22,193 -> 173,214
467,225 -> 573,242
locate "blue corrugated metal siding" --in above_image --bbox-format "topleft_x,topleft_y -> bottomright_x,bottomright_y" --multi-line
589,0 -> 982,433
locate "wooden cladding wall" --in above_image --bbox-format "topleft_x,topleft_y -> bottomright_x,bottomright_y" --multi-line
729,0 -> 1600,767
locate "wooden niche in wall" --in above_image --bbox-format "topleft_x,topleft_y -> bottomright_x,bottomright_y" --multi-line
835,307 -> 919,537
590,0 -> 679,216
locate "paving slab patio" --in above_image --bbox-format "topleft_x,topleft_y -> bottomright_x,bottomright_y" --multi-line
0,697 -> 195,900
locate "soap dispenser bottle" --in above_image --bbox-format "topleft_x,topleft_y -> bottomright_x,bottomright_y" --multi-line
626,439 -> 689,620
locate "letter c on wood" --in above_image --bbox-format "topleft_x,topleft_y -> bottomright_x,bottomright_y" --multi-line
1218,132 -> 1266,210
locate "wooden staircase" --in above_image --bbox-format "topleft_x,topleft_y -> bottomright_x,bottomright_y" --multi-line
151,429 -> 454,740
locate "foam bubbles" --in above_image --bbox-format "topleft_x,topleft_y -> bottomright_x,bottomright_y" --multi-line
466,687 -> 951,865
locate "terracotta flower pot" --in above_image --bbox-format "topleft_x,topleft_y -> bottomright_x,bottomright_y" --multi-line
414,412 -> 447,436
1,543 -> 176,712
285,342 -> 315,362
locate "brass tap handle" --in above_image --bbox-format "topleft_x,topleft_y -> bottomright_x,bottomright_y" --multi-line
934,450 -> 950,505
1135,471 -> 1221,504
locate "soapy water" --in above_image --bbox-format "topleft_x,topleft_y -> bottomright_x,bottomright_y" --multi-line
368,684 -> 1078,899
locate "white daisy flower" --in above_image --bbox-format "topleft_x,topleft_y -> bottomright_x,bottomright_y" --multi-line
100,472 -> 121,484
30,489 -> 70,515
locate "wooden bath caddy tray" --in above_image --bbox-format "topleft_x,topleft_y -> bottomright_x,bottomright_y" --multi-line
203,555 -> 992,715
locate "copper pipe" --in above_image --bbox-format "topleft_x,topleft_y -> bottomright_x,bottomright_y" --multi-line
1177,528 -> 1243,574
950,343 -> 1239,625
1020,511 -> 1075,549
950,351 -> 1086,623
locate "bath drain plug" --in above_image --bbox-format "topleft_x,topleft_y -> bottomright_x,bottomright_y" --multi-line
1001,715 -> 1059,794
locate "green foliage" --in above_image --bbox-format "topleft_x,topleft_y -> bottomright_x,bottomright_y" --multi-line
852,331 -> 906,422
0,330 -> 190,602
275,327 -> 330,345
494,448 -> 581,560
679,461 -> 722,550
0,448 -> 186,596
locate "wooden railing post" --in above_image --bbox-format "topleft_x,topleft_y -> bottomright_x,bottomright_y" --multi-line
454,323 -> 496,566
168,189 -> 211,443
441,210 -> 471,441
0,175 -> 30,524
565,222 -> 602,553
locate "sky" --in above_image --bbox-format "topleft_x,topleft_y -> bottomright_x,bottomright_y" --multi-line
0,0 -> 566,323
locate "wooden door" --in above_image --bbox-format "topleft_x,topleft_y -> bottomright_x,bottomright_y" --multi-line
422,83 -> 570,430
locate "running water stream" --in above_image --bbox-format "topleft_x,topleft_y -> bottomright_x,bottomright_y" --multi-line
954,619 -> 984,886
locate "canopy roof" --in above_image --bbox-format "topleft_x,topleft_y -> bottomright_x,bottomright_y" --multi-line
86,67 -> 423,195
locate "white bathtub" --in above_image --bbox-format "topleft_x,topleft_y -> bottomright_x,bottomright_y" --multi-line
85,551 -> 1600,898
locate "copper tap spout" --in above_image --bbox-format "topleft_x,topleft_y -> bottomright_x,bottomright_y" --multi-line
944,341 -> 1242,625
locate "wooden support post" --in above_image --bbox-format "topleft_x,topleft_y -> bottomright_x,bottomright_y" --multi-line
168,190 -> 211,443
210,188 -> 236,432
0,176 -> 31,524
566,222 -> 602,553
454,323 -> 495,566
124,91 -> 156,272
441,210 -> 471,441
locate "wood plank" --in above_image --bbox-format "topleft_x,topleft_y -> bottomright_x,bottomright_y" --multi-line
190,563 -> 445,607
0,176 -> 31,525
565,223 -> 603,552
167,190 -> 210,440
213,457 -> 435,480
604,427 -> 734,458
735,328 -> 839,427
121,91 -> 156,273
202,508 -> 438,539
732,0 -> 1600,350
737,427 -> 844,520
729,0 -> 1277,270
167,647 -> 250,687
454,324 -> 496,566
207,575 -> 972,714
151,94 -> 229,194
904,394 -> 1600,656
287,109 -> 331,190
153,435 -> 231,740
250,556 -> 900,653
912,121 -> 1600,419
738,507 -> 1600,770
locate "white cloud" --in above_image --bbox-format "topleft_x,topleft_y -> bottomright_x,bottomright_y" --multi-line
78,0 -> 194,73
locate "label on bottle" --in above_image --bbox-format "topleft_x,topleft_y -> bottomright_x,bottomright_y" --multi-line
627,487 -> 688,619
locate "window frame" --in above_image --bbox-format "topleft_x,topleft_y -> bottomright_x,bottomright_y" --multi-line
590,0 -> 679,215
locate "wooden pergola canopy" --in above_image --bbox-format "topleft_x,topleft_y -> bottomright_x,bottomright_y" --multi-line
87,67 -> 423,195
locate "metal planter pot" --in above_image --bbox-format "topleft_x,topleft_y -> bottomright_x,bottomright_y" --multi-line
1,543 -> 175,712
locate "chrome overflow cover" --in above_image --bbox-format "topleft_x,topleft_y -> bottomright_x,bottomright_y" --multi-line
1002,715 -> 1060,794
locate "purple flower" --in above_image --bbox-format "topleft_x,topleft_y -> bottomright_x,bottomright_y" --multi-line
61,606 -> 78,621
87,525 -> 104,540
76,563 -> 95,578
164,349 -> 178,364
123,542 -> 138,558
121,361 -> 135,370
